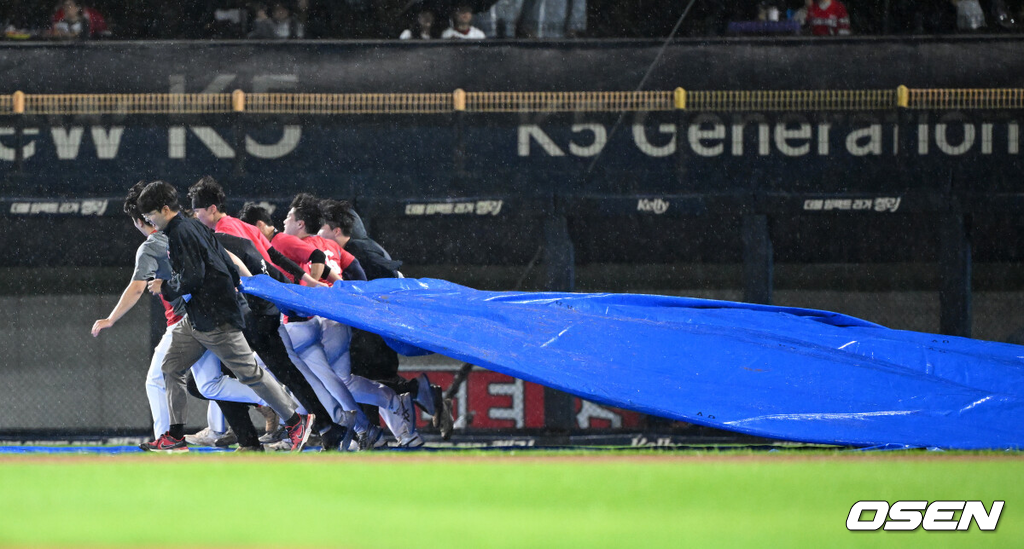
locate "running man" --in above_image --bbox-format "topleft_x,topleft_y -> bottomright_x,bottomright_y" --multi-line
137,181 -> 314,452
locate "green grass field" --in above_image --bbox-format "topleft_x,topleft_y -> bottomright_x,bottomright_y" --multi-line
0,449 -> 1019,548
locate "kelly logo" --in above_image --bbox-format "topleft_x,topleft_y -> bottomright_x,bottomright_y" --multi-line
847,500 -> 1004,531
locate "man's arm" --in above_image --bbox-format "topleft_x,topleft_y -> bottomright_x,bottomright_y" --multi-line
322,264 -> 341,283
91,280 -> 148,336
307,249 -> 327,281
342,257 -> 368,281
267,245 -> 327,287
226,250 -> 253,277
267,245 -> 308,281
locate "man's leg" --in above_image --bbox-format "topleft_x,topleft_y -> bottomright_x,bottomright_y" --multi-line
191,350 -> 268,406
161,318 -> 207,431
285,319 -> 368,426
192,324 -> 316,451
322,318 -> 420,445
185,373 -> 259,449
351,326 -> 450,434
145,321 -> 178,440
141,317 -> 206,452
191,325 -> 296,421
207,402 -> 227,434
247,314 -> 342,433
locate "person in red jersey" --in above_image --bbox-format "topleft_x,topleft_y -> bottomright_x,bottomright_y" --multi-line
185,177 -> 360,451
282,193 -> 367,283
236,196 -> 385,449
283,193 -> 422,447
188,176 -> 327,286
805,0 -> 851,35
238,201 -> 346,285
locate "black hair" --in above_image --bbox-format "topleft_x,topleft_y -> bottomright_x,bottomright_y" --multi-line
187,175 -> 226,210
137,181 -> 180,214
407,10 -> 439,39
123,180 -> 148,224
290,193 -> 322,232
320,198 -> 355,237
239,202 -> 274,226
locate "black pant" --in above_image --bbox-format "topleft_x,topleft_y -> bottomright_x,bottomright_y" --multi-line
350,328 -> 418,425
243,313 -> 336,434
186,371 -> 260,448
350,328 -> 417,394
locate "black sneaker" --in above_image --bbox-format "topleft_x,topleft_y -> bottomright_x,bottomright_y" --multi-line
259,426 -> 286,444
355,425 -> 384,451
430,385 -> 444,427
438,398 -> 455,441
319,425 -> 353,452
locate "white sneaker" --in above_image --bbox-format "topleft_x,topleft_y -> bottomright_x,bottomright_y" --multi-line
185,427 -> 230,447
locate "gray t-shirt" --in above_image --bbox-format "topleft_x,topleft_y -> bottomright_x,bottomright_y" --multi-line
133,232 -> 185,316
132,232 -> 172,282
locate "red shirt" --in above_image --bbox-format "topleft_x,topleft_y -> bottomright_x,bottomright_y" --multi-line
213,215 -> 293,280
160,296 -> 183,326
303,235 -> 354,275
52,7 -> 108,37
807,0 -> 850,36
268,231 -> 321,283
214,215 -> 273,263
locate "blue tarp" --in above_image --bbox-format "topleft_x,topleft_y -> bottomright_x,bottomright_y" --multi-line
242,276 -> 1024,450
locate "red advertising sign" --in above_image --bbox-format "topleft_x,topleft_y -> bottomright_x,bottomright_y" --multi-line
401,368 -> 644,431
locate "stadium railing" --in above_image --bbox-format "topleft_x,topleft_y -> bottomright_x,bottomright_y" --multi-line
1,86 -> 1021,115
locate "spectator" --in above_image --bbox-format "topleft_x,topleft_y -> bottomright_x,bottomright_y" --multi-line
757,1 -> 783,21
293,0 -> 310,35
248,2 -> 304,39
792,0 -> 812,25
51,0 -> 108,40
805,0 -> 851,35
441,4 -> 486,39
989,0 -> 1017,30
206,1 -> 249,39
474,0 -> 523,38
400,10 -> 438,39
518,0 -> 586,37
953,0 -> 986,31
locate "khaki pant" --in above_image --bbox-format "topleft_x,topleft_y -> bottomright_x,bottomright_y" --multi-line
161,317 -> 296,426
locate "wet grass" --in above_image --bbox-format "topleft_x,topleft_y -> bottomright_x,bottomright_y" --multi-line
0,448 -> 1019,548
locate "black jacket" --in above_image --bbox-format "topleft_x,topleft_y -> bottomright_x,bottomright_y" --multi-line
215,232 -> 299,318
346,210 -> 402,280
161,214 -> 247,332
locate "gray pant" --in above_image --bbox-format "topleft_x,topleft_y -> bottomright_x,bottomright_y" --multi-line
161,317 -> 297,426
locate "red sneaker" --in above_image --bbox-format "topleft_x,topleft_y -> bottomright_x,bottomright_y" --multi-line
140,432 -> 188,453
287,414 -> 315,453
